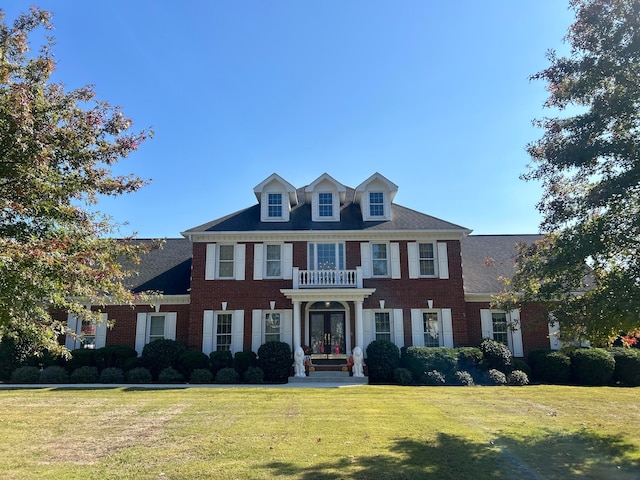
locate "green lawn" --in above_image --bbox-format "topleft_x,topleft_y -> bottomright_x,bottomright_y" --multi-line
0,385 -> 638,479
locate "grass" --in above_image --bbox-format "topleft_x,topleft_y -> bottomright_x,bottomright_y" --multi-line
0,385 -> 638,479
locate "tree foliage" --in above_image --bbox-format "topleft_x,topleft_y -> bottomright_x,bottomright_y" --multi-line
499,0 -> 640,345
0,7 -> 153,356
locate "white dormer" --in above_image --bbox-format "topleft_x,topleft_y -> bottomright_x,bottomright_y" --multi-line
304,173 -> 346,222
253,173 -> 298,222
354,172 -> 398,221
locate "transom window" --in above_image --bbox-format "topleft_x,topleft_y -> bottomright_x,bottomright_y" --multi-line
149,315 -> 165,343
218,245 -> 235,278
265,244 -> 282,277
375,312 -> 391,342
216,313 -> 233,351
372,243 -> 389,276
369,192 -> 384,217
423,311 -> 439,347
492,312 -> 509,346
268,193 -> 282,218
419,243 -> 436,276
308,243 -> 345,270
318,192 -> 333,217
264,312 -> 281,343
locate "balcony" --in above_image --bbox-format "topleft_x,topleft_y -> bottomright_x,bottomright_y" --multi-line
292,267 -> 363,289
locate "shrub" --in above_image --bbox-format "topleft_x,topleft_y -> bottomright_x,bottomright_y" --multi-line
123,356 -> 142,371
393,367 -> 413,386
401,347 -> 458,383
70,366 -> 99,383
158,367 -> 185,383
190,368 -> 213,384
234,350 -> 257,376
366,340 -> 400,384
487,369 -> 507,385
257,342 -> 292,383
100,367 -> 125,383
9,366 -> 40,384
0,339 -> 21,381
178,350 -> 210,377
210,350 -> 234,377
215,367 -> 240,384
141,339 -> 187,379
424,370 -> 446,385
512,359 -> 531,377
65,348 -> 97,372
529,350 -> 571,384
570,348 -> 615,386
39,365 -> 69,384
126,367 -> 152,384
507,370 -> 529,386
94,345 -> 138,370
478,339 -> 513,373
454,370 -> 474,386
456,347 -> 483,372
243,366 -> 264,384
610,348 -> 640,386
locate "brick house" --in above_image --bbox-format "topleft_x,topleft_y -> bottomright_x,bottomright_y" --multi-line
65,172 -> 557,363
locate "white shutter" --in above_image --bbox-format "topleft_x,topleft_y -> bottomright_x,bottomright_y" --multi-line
282,310 -> 293,347
441,308 -> 454,347
232,310 -> 244,354
437,242 -> 449,279
390,243 -> 401,279
202,310 -> 214,355
253,244 -> 264,280
235,244 -> 246,280
135,312 -> 148,356
360,243 -> 372,279
65,314 -> 78,350
480,309 -> 493,339
95,313 -> 108,349
408,243 -> 419,279
283,244 -> 293,280
164,312 -> 177,340
362,309 -> 374,350
411,309 -> 423,347
205,244 -> 216,280
251,310 -> 262,352
510,310 -> 524,357
393,308 -> 404,348
548,321 -> 561,350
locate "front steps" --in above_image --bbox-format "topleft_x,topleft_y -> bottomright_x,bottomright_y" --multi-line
289,370 -> 368,385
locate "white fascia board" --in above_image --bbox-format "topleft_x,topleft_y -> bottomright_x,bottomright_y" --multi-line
72,294 -> 192,307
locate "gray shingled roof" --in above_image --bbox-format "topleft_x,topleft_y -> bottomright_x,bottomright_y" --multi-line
461,234 -> 543,294
183,187 -> 469,233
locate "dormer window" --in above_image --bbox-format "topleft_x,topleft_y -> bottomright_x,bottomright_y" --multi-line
354,172 -> 397,222
369,192 -> 384,217
268,193 -> 283,218
254,174 -> 298,222
305,173 -> 345,222
318,192 -> 333,217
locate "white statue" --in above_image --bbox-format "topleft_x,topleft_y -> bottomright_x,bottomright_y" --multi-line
294,346 -> 306,377
352,346 -> 364,377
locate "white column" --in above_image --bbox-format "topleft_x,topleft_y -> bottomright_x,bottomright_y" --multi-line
293,300 -> 301,351
355,300 -> 364,349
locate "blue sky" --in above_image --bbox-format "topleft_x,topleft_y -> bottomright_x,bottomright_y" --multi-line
5,1 -> 575,238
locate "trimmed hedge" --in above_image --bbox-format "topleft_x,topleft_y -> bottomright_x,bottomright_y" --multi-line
401,346 -> 458,384
9,366 -> 40,384
234,351 -> 257,377
243,366 -> 264,384
178,350 -> 210,377
393,367 -> 413,386
126,367 -> 152,383
529,349 -> 571,384
141,339 -> 187,379
39,365 -> 69,383
190,368 -> 213,384
478,339 -> 513,373
257,342 -> 292,383
210,350 -> 234,377
215,367 -> 240,384
158,367 -> 185,383
100,367 -> 125,383
66,348 -> 97,372
610,348 -> 640,386
70,366 -> 99,383
570,348 -> 615,386
366,340 -> 400,384
95,345 -> 137,370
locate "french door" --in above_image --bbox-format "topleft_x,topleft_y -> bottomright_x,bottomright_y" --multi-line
309,312 -> 346,356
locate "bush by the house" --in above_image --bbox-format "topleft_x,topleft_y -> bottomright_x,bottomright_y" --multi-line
257,341 -> 292,383
123,356 -> 142,372
454,370 -> 475,386
487,369 -> 507,385
401,346 -> 458,384
507,370 -> 529,386
178,350 -> 210,378
190,368 -> 213,384
456,347 -> 483,373
424,370 -> 446,385
126,367 -> 152,384
94,345 -> 137,370
393,367 -> 413,386
141,339 -> 187,379
210,350 -> 234,377
0,339 -> 22,382
243,366 -> 264,384
215,367 -> 240,384
39,365 -> 69,383
100,367 -> 125,383
65,348 -> 97,372
70,366 -> 99,383
570,348 -> 615,386
366,340 -> 400,384
512,359 -> 532,377
529,349 -> 571,384
610,348 -> 640,386
234,350 -> 257,377
9,366 -> 40,384
158,367 -> 185,383
478,339 -> 513,373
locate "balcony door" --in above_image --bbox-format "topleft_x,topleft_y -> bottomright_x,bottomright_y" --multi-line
309,311 -> 346,358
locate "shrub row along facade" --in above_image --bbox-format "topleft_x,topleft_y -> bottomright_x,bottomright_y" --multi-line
65,173 -> 558,363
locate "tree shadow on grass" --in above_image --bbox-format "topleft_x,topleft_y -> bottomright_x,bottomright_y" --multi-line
265,430 -> 639,480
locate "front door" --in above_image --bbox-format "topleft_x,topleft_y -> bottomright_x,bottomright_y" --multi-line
310,312 -> 346,357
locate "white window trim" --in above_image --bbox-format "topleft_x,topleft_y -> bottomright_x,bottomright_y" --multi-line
368,191 -> 385,218
203,309 -> 245,355
480,309 -> 524,357
371,243 -> 390,278
373,310 -> 392,341
407,242 -> 449,279
363,308 -> 404,350
205,243 -> 246,280
410,308 -> 453,348
312,190 -> 340,222
66,313 -> 108,350
135,312 -> 177,355
308,242 -> 345,270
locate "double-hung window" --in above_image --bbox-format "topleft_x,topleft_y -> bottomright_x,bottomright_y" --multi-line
318,192 -> 333,217
81,320 -> 97,348
423,311 -> 440,347
491,312 -> 509,346
217,245 -> 235,278
216,313 -> 233,351
369,192 -> 384,217
265,244 -> 282,278
308,242 -> 345,270
268,193 -> 283,218
371,243 -> 389,277
148,314 -> 166,343
264,312 -> 281,343
375,312 -> 391,342
419,243 -> 436,276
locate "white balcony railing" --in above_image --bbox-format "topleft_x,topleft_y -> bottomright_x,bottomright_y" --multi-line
292,267 -> 363,289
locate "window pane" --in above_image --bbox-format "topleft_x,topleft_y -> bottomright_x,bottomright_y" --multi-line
419,243 -> 435,276
423,312 -> 439,347
369,192 -> 384,216
266,244 -> 281,277
317,243 -> 336,270
492,313 -> 509,345
319,192 -> 333,217
265,312 -> 281,342
218,245 -> 234,278
81,321 -> 96,347
372,243 -> 388,276
268,193 -> 282,217
149,316 -> 165,336
217,314 -> 232,351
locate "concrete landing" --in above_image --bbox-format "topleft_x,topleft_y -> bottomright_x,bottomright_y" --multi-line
289,370 -> 368,385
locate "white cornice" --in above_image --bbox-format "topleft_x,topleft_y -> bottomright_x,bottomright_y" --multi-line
280,288 -> 376,303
